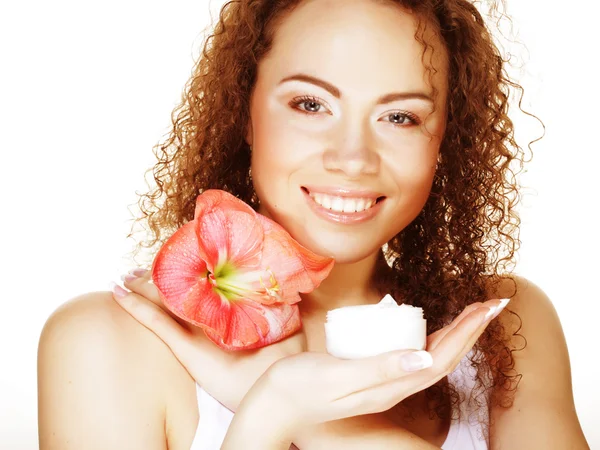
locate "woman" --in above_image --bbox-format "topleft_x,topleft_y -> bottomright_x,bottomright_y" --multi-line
38,0 -> 589,449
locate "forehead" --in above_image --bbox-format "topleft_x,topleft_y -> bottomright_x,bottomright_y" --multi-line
259,0 -> 448,100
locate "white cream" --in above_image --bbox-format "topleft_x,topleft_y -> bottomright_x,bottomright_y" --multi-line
324,294 -> 427,359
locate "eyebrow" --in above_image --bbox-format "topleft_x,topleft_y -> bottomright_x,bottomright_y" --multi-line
279,73 -> 434,105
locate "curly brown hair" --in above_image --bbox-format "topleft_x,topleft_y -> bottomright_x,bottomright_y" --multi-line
125,0 -> 542,434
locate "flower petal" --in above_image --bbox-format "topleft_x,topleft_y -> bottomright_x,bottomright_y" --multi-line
255,215 -> 335,304
156,274 -> 267,348
287,234 -> 337,287
152,189 -> 330,351
226,212 -> 264,269
180,278 -> 232,334
203,303 -> 302,351
194,189 -> 257,222
198,210 -> 264,273
178,280 -> 282,349
203,298 -> 269,347
193,190 -> 264,272
152,221 -> 209,295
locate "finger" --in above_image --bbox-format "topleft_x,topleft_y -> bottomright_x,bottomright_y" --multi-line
332,300 -> 510,416
110,282 -> 198,367
121,271 -> 196,332
454,298 -> 511,360
427,297 -> 510,352
429,299 -> 510,381
324,347 -> 432,403
326,302 -> 494,396
129,267 -> 152,280
329,348 -> 438,416
332,306 -> 493,415
426,301 -> 484,351
121,272 -> 161,307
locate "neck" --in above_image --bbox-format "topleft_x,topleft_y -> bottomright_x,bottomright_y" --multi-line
254,203 -> 394,317
298,249 -> 390,317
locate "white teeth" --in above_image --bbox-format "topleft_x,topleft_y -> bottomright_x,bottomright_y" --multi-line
309,192 -> 378,213
331,197 -> 345,212
342,199 -> 357,213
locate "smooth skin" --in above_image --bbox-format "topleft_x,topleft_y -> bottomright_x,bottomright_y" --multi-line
105,273 -> 507,450
38,0 -> 589,448
37,273 -> 589,449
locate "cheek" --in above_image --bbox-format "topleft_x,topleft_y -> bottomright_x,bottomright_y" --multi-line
249,108 -> 316,198
385,146 -> 437,190
250,145 -> 303,215
252,104 -> 301,167
380,117 -> 443,186
382,139 -> 440,224
251,152 -> 281,211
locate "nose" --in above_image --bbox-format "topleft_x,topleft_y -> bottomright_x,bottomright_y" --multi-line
322,121 -> 380,179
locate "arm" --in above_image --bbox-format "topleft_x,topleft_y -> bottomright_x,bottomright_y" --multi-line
38,293 -> 169,450
221,380 -> 297,450
291,415 -> 441,450
489,276 -> 590,449
221,302 -> 506,450
223,405 -> 441,450
222,374 -> 440,450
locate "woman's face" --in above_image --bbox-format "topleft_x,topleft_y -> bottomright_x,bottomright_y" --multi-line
247,0 -> 448,264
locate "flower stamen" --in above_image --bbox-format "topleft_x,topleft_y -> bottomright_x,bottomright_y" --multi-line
260,268 -> 281,300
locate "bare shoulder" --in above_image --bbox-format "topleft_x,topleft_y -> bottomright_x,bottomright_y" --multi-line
485,275 -> 589,447
38,291 -> 198,450
486,274 -> 562,342
485,274 -> 566,360
39,290 -> 185,374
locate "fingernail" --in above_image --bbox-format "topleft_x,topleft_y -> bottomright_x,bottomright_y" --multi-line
492,298 -> 510,319
483,298 -> 510,322
121,274 -> 138,283
399,351 -> 433,372
129,268 -> 148,277
109,281 -> 128,299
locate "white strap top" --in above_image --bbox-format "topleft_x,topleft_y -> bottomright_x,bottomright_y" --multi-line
190,350 -> 489,449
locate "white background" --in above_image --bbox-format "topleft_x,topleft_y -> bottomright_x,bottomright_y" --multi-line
1,0 -> 598,448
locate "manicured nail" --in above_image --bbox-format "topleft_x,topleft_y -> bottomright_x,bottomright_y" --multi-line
399,351 -> 433,372
121,274 -> 138,283
129,268 -> 148,277
109,281 -> 128,299
492,298 -> 510,319
483,298 -> 510,322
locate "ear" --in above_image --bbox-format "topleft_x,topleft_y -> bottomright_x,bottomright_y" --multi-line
244,118 -> 253,147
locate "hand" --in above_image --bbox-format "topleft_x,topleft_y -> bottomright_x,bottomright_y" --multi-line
110,269 -> 305,412
241,297 -> 508,435
112,269 -> 507,443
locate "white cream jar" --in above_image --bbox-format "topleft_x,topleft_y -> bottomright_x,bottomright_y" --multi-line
324,294 -> 427,359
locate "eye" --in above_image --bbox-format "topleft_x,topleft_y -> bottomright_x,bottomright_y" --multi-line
382,111 -> 421,127
289,95 -> 331,115
289,96 -> 421,128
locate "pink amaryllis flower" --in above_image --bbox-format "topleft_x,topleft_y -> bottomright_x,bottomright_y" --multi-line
150,189 -> 335,351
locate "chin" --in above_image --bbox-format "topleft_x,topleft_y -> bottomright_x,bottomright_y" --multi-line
329,250 -> 379,265
295,232 -> 385,264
